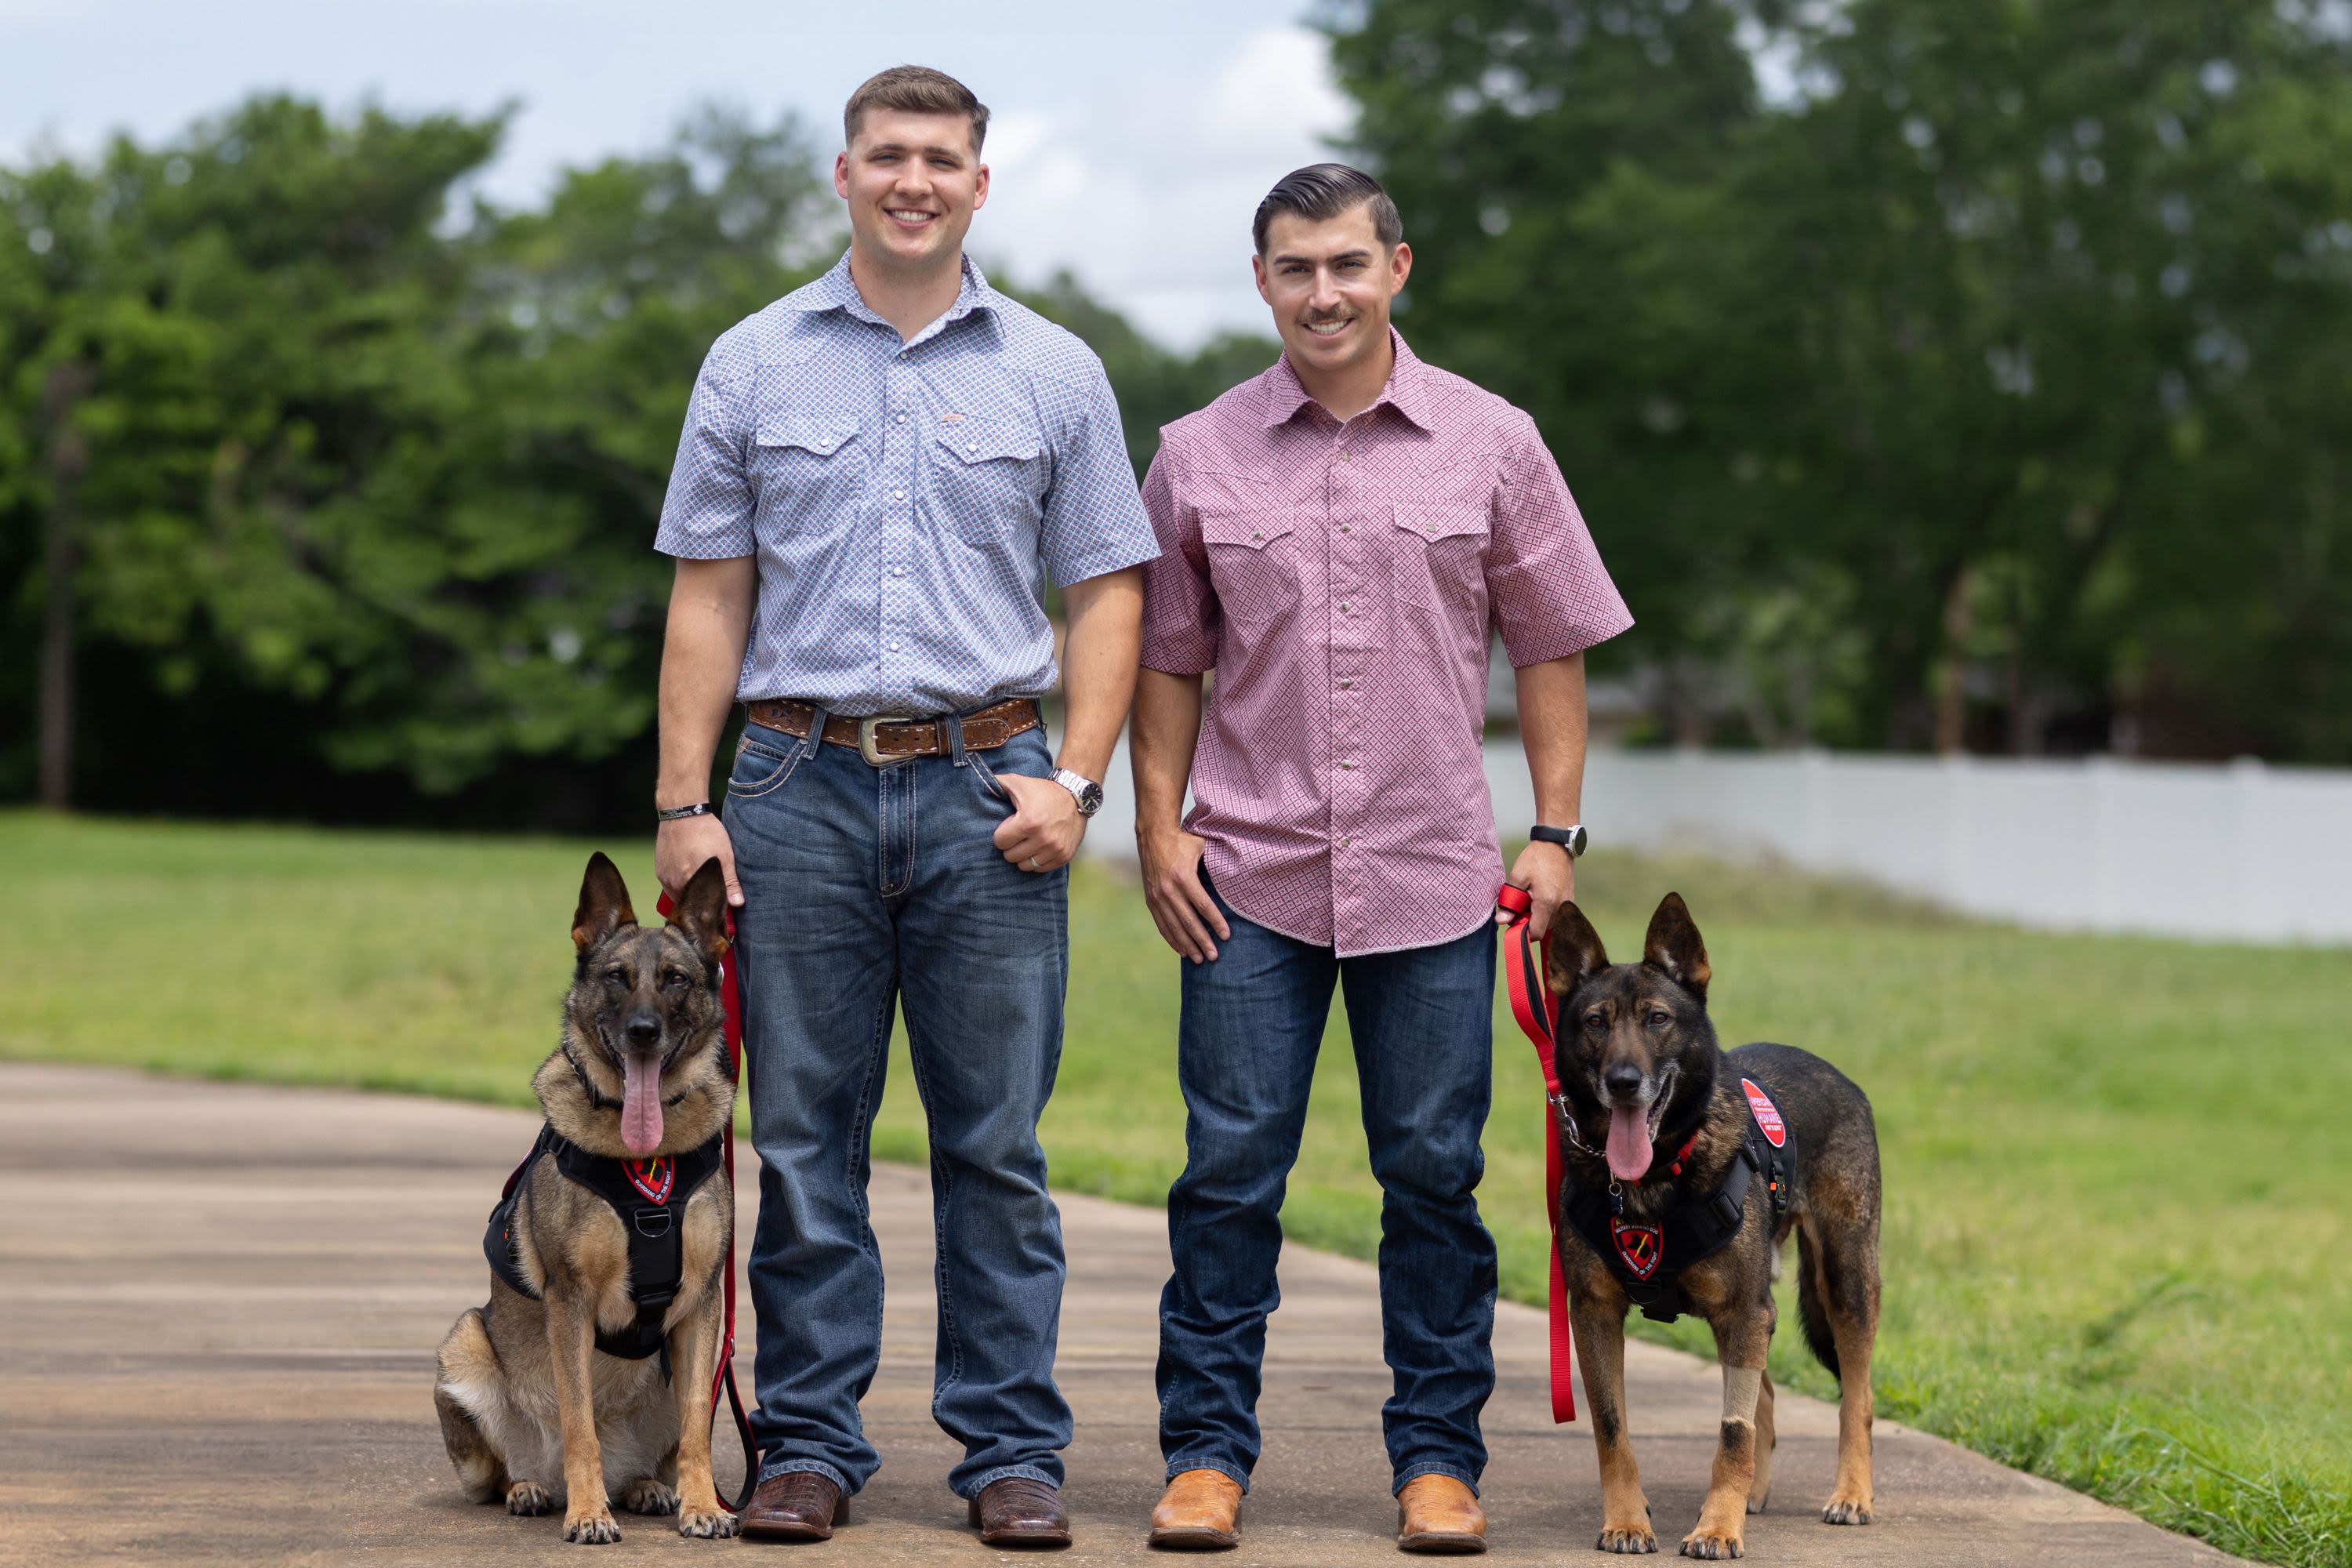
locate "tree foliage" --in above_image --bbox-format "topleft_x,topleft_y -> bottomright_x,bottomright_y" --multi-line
1328,0 -> 2352,756
0,97 -> 1270,820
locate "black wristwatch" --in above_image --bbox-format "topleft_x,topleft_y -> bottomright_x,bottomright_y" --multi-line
1530,822 -> 1588,857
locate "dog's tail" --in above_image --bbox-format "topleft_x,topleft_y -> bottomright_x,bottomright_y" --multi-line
1795,1229 -> 1842,1380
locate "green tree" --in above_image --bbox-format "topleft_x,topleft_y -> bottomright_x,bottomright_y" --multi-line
1,95 -> 1273,817
1325,0 -> 2352,757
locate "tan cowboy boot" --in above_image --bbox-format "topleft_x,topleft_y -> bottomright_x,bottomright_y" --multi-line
1149,1468 -> 1243,1551
1396,1475 -> 1487,1554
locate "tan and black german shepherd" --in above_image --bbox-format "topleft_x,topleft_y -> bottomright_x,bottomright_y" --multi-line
434,852 -> 741,1543
1546,894 -> 1881,1559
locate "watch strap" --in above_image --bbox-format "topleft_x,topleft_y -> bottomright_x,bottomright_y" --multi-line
1530,822 -> 1588,856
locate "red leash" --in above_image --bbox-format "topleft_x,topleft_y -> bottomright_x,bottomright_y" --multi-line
657,891 -> 758,1512
1495,883 -> 1577,1425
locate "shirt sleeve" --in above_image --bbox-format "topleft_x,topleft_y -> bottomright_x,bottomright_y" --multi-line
653,346 -> 757,560
1487,411 -> 1635,666
1137,436 -> 1220,676
1038,361 -> 1160,587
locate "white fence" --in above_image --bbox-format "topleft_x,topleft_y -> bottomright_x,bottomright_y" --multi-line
1089,741 -> 2352,946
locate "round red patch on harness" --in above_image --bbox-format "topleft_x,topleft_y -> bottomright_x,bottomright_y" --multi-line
1609,1218 -> 1664,1280
1740,1079 -> 1787,1148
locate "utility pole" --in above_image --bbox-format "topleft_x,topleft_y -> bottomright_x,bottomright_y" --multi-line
38,360 -> 96,811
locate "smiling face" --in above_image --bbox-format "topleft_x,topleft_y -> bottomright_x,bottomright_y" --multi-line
1253,202 -> 1411,385
834,108 -> 988,276
1544,894 -> 1721,1182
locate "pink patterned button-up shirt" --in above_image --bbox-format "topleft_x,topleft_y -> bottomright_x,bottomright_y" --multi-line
1139,334 -> 1633,956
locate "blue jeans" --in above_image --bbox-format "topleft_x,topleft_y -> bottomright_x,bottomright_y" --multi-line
1156,886 -> 1499,1495
725,714 -> 1071,1500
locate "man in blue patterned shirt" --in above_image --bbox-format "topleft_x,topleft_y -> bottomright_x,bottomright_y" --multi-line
651,66 -> 1156,1549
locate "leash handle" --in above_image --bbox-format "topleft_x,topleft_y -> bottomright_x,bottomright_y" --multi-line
658,890 -> 760,1512
1496,887 -> 1577,1425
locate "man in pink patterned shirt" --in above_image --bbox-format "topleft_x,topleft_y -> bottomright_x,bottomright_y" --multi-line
1131,165 -> 1632,1554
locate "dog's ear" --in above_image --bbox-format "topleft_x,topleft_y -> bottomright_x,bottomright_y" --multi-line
572,852 -> 637,953
1543,901 -> 1611,1002
1642,891 -> 1711,1002
667,856 -> 731,967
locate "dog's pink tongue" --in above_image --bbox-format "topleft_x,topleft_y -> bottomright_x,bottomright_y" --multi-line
620,1054 -> 664,1157
1606,1105 -> 1653,1182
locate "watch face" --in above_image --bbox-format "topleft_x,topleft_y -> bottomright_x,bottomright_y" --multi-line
1078,782 -> 1105,816
1568,824 -> 1588,857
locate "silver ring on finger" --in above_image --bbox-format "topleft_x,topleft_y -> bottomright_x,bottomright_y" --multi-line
1027,855 -> 1041,871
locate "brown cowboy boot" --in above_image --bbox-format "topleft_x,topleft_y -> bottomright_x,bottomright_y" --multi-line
968,1475 -> 1071,1548
1149,1468 -> 1243,1550
739,1470 -> 844,1541
1396,1475 -> 1486,1554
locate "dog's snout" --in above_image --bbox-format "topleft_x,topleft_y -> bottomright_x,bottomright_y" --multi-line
1602,1062 -> 1647,1103
624,1014 -> 663,1047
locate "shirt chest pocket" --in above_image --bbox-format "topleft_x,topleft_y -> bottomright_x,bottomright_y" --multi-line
1201,506 -> 1304,634
1392,503 -> 1490,624
930,420 -> 1049,546
752,415 -> 866,535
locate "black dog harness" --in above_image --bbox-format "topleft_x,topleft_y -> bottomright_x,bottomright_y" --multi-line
1558,1073 -> 1796,1323
484,1123 -> 727,1369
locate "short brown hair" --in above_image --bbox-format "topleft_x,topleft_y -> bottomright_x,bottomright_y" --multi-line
844,65 -> 989,155
1254,163 -> 1403,256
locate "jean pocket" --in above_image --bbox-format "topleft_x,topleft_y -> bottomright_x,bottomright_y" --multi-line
727,730 -> 808,800
967,747 -> 1016,807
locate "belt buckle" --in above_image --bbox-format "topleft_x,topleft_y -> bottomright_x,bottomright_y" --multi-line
857,714 -> 917,768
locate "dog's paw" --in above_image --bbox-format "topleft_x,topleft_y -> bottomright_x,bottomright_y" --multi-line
621,1479 -> 679,1516
562,1509 -> 622,1544
1597,1522 -> 1659,1553
1679,1526 -> 1744,1559
1821,1492 -> 1873,1526
506,1481 -> 554,1516
678,1504 -> 740,1538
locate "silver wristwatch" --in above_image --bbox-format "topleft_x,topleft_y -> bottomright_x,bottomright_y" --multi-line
1051,767 -> 1105,817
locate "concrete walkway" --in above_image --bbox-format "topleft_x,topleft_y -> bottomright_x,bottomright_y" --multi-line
0,1063 -> 2248,1566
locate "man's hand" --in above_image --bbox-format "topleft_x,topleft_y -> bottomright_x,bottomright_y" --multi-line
657,813 -> 742,907
1140,828 -> 1231,964
993,771 -> 1086,873
1497,839 -> 1575,938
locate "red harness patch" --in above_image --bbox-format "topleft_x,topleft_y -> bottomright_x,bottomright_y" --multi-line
1741,1079 -> 1787,1149
623,1156 -> 673,1204
1610,1218 -> 1664,1280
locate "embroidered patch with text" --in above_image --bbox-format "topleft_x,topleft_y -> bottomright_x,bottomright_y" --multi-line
1741,1079 -> 1787,1149
623,1156 -> 673,1204
1610,1218 -> 1664,1280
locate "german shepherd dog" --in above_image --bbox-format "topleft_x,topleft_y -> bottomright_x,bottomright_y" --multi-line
1546,894 -> 1880,1559
434,853 -> 742,1543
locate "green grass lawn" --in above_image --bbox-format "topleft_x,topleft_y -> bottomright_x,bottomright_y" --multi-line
3,809 -> 2346,1566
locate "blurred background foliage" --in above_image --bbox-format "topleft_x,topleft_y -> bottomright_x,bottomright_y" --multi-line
5,0 -> 2350,829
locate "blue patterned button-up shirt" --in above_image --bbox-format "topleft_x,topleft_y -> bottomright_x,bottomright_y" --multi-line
654,252 -> 1157,716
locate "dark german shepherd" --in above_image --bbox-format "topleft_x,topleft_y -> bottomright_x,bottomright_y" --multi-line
1546,894 -> 1880,1559
433,853 -> 741,1544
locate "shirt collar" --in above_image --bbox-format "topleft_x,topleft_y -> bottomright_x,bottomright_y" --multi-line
803,249 -> 997,338
1261,328 -> 1433,432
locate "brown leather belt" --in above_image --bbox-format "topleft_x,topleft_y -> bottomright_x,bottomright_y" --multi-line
745,696 -> 1043,766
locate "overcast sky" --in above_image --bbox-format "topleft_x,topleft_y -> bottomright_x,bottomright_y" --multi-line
0,0 -> 1349,349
